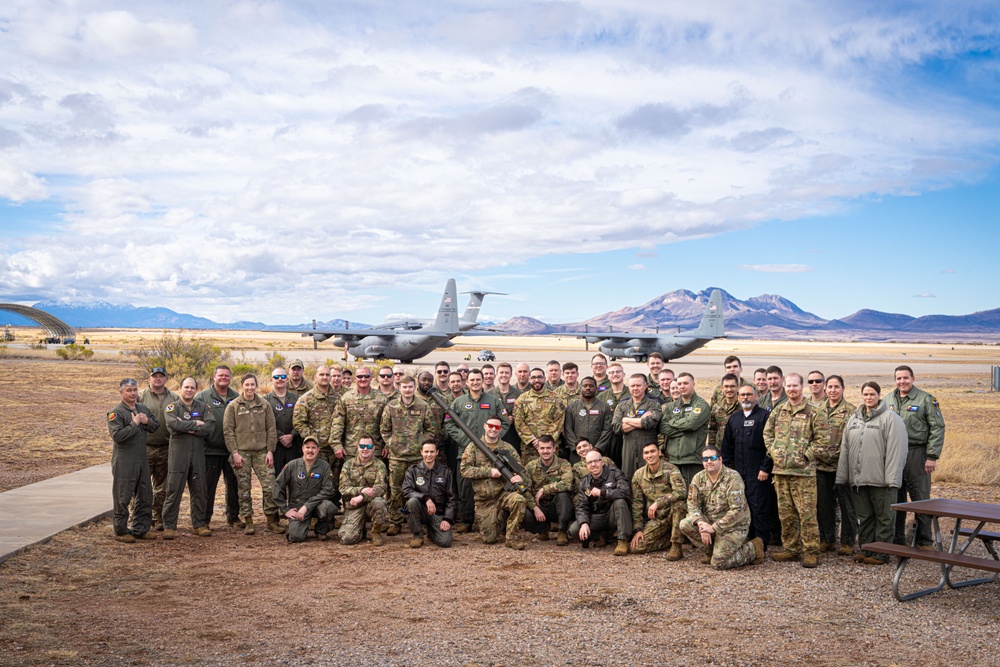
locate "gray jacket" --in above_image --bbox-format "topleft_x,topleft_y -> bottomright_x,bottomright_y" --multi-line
836,401 -> 907,489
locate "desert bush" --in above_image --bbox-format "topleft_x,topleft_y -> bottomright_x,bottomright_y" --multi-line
56,343 -> 95,360
29,342 -> 46,350
935,435 -> 1000,486
130,331 -> 228,379
265,352 -> 287,370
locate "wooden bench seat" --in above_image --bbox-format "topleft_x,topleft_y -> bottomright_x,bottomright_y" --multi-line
863,542 -> 1000,573
956,527 -> 1000,541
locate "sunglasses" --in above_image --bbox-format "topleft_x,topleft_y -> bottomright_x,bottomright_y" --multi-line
702,455 -> 720,462
484,423 -> 502,430
358,443 -> 375,450
272,374 -> 287,380
355,374 -> 372,379
808,379 -> 824,384
393,371 -> 404,376
379,374 -> 392,379
436,370 -> 449,375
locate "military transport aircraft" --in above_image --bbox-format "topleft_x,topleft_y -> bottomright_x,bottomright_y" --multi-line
575,288 -> 725,362
303,279 -> 495,362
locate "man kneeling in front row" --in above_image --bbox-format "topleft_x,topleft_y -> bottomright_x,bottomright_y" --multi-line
273,437 -> 337,542
679,444 -> 764,569
570,450 -> 632,556
402,439 -> 456,548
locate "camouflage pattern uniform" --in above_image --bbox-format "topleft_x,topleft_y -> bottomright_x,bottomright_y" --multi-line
273,456 -> 337,541
631,461 -> 687,553
612,397 -> 662,483
522,455 -> 574,533
460,440 -> 527,544
137,386 -> 179,527
487,385 -> 523,450
338,455 -> 389,544
292,387 -> 341,472
223,395 -> 279,524
330,389 -> 388,487
763,400 -> 828,557
658,393 -> 711,488
417,387 -> 448,451
287,377 -> 314,394
885,385 -> 945,547
596,386 -> 629,468
816,399 -> 857,548
556,383 -> 582,405
758,390 -> 787,412
445,390 -> 511,528
107,401 -> 158,537
513,388 -> 566,465
680,466 -> 756,569
380,395 -> 436,528
563,398 -> 612,461
709,378 -> 753,408
707,398 -> 739,449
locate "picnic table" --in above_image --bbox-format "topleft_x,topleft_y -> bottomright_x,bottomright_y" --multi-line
863,498 -> 1000,601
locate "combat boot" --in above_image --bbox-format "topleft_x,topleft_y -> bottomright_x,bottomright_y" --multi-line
555,531 -> 569,547
862,556 -> 887,565
161,529 -> 176,540
505,537 -> 526,550
819,541 -> 832,553
266,520 -> 285,535
244,519 -> 255,536
372,529 -> 385,547
453,523 -> 469,534
113,533 -> 136,544
666,543 -> 683,561
409,536 -> 424,548
228,518 -> 246,530
751,537 -> 765,565
801,553 -> 819,568
386,524 -> 401,537
193,527 -> 212,537
771,548 -> 799,562
594,533 -> 608,548
613,539 -> 629,557
136,531 -> 157,541
853,553 -> 866,563
837,544 -> 854,557
316,531 -> 329,541
700,549 -> 713,565
536,530 -> 549,541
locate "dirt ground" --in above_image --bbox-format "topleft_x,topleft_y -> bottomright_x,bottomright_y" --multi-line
1,352 -> 999,666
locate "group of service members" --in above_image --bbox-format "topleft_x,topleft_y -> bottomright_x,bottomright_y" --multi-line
106,353 -> 944,569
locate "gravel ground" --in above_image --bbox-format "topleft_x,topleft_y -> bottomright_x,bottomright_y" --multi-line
1,483 -> 998,667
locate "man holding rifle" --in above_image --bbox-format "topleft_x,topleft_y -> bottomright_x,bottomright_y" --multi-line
459,416 -> 530,550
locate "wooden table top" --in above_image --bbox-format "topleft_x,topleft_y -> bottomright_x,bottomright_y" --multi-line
892,498 -> 1000,523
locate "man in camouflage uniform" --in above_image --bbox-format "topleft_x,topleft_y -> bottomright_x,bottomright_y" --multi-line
292,366 -> 340,473
709,356 -> 752,408
460,416 -> 529,550
273,437 -> 337,542
630,442 -> 687,559
758,365 -> 787,412
287,359 -> 314,394
806,370 -> 827,406
445,368 -> 511,533
417,371 -> 446,449
564,377 -> 612,462
658,372 -> 711,488
887,365 -> 946,548
338,435 -> 389,546
331,365 -> 388,485
707,374 -> 740,449
513,368 -> 566,465
380,375 -> 436,535
680,444 -> 764,569
108,378 -> 159,542
137,366 -> 179,530
763,373 -> 828,568
612,374 -> 662,482
521,435 -> 574,545
544,360 -> 564,391
555,362 -> 582,404
814,375 -> 857,554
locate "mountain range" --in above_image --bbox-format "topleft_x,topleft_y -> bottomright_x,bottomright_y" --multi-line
2,290 -> 997,342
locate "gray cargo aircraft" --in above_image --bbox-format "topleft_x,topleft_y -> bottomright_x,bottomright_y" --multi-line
303,279 -> 494,362
577,288 -> 725,362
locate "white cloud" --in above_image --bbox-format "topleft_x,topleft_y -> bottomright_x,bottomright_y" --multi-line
0,1 -> 997,320
628,264 -> 647,271
738,264 -> 815,273
914,292 -> 937,298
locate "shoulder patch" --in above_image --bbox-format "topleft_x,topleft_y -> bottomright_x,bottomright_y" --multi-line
692,407 -> 702,414
165,404 -> 175,413
932,399 -> 940,408
108,412 -> 117,421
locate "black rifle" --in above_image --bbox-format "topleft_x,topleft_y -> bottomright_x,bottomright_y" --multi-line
428,391 -> 528,496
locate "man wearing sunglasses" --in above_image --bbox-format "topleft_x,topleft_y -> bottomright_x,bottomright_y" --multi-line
460,417 -> 529,550
264,367 -> 301,477
331,365 -> 388,474
376,366 -> 399,401
338,435 -> 389,546
433,361 -> 451,394
680,445 -> 764,569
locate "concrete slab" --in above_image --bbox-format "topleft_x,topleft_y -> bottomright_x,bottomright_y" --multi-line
0,463 -> 112,564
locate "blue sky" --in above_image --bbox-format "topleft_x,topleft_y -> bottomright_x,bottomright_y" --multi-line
1,1 -> 999,325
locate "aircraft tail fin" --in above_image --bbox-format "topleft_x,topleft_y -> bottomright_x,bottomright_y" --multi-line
431,279 -> 460,334
459,290 -> 506,329
692,289 -> 725,337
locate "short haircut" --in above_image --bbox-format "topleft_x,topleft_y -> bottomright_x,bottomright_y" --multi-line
467,368 -> 483,379
642,441 -> 659,452
435,361 -> 451,370
581,376 -> 596,385
648,352 -> 664,362
399,375 -> 416,385
894,365 -> 914,378
861,381 -> 882,395
785,372 -> 803,385
754,367 -> 767,376
591,353 -> 608,363
359,434 -> 374,442
562,362 -> 578,372
214,365 -> 232,375
826,375 -> 844,388
766,365 -> 783,376
481,363 -> 495,371
702,444 -> 722,458
530,367 -> 545,376
628,373 -> 648,384
661,367 -> 674,378
724,355 -> 742,367
181,377 -> 198,388
537,435 -> 555,446
417,370 -> 433,380
721,373 -> 739,385
497,362 -> 512,371
808,370 -> 824,379
448,372 -> 463,381
421,438 -> 437,449
677,372 -> 694,381
576,438 -> 593,448
547,360 -> 561,367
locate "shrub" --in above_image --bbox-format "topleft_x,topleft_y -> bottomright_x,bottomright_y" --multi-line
56,343 -> 95,360
265,352 -> 287,370
130,331 -> 228,379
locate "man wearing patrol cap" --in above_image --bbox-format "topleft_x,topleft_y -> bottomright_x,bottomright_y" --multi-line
273,437 -> 337,542
137,366 -> 178,530
108,378 -> 160,543
287,360 -> 314,394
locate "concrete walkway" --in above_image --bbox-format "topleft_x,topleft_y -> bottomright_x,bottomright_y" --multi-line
0,463 -> 112,564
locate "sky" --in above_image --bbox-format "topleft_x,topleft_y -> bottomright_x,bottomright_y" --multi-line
1,1 -> 999,326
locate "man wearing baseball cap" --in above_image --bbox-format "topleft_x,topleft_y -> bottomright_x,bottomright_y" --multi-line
138,366 -> 178,530
287,360 -> 314,394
